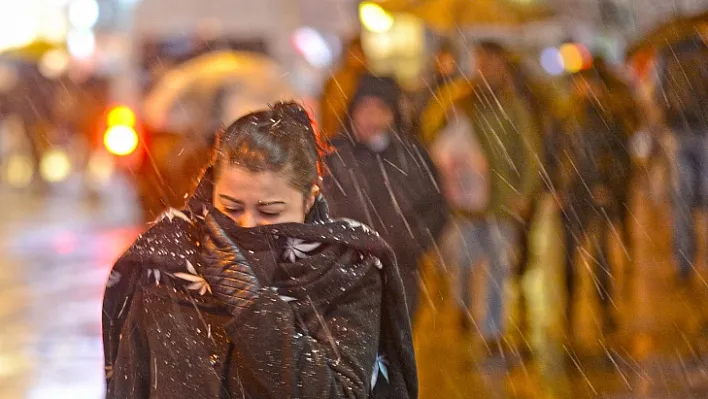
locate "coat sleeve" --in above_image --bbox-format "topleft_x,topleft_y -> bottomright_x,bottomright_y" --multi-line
102,258 -> 139,386
408,139 -> 449,246
102,258 -> 151,398
223,266 -> 382,398
105,289 -> 151,398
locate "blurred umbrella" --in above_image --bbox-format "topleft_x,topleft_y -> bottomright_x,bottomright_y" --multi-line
627,11 -> 708,58
1,40 -> 64,61
143,51 -> 294,130
373,0 -> 554,32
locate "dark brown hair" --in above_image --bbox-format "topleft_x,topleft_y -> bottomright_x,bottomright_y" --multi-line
212,102 -> 330,195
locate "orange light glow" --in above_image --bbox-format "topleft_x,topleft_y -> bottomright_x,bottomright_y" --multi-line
107,105 -> 136,127
560,44 -> 583,73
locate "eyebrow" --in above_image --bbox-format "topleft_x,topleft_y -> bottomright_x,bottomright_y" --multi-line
219,195 -> 242,204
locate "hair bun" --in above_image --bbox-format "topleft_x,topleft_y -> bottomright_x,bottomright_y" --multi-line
272,101 -> 311,127
271,101 -> 333,174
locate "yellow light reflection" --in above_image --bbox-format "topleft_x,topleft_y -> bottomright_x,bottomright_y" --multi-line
39,49 -> 70,79
87,151 -> 115,185
359,2 -> 394,33
3,154 -> 34,188
40,149 -> 72,183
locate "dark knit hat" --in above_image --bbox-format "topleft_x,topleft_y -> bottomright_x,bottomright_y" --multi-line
349,74 -> 404,130
351,74 -> 401,112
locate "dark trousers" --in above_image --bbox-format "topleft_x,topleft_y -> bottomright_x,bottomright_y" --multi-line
561,200 -> 616,332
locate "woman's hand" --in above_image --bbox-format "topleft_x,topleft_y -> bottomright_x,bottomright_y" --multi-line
201,214 -> 261,316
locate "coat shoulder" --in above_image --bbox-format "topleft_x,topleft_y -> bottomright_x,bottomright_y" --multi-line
328,136 -> 356,156
324,137 -> 357,176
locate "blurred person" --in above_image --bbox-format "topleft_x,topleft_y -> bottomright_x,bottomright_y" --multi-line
323,74 -> 449,319
9,63 -> 55,192
319,37 -> 369,138
555,59 -> 638,338
427,41 -> 543,349
413,39 -> 461,133
491,49 -> 561,343
429,40 -> 459,89
659,38 -> 708,285
103,102 -> 417,398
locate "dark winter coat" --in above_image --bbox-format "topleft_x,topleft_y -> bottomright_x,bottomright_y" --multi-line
323,133 -> 448,314
102,170 -> 417,398
554,102 -> 632,221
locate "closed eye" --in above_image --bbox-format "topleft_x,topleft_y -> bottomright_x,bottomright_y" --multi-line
258,202 -> 286,217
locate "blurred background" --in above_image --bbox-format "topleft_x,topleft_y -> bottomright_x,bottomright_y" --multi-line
1,0 -> 708,397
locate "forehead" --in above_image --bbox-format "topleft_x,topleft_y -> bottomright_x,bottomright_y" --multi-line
355,96 -> 389,109
215,166 -> 300,200
476,47 -> 504,61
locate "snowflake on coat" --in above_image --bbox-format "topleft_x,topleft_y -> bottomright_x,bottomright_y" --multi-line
174,260 -> 212,295
155,208 -> 193,225
338,218 -> 379,236
146,268 -> 161,286
268,287 -> 298,303
371,354 -> 389,391
283,237 -> 322,263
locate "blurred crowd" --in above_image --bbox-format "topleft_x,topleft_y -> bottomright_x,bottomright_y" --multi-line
317,31 -> 708,355
0,61 -> 110,194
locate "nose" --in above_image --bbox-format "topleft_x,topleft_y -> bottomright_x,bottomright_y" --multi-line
237,212 -> 257,228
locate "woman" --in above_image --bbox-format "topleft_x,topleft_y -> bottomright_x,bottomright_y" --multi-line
102,102 -> 417,398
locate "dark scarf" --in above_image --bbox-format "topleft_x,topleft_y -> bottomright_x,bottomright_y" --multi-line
195,169 -> 417,398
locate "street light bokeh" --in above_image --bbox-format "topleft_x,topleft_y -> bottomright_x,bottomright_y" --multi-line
360,1 -> 395,33
104,125 -> 139,156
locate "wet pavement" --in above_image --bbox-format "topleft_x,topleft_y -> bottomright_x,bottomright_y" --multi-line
1,176 -> 707,398
0,179 -> 140,399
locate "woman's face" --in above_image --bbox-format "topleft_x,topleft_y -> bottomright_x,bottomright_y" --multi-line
213,166 -> 318,228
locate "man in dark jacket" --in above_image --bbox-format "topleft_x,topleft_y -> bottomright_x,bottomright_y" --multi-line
555,62 -> 636,337
323,74 -> 449,318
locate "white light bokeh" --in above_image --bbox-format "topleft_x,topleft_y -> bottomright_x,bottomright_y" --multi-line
68,0 -> 100,30
292,27 -> 333,68
67,29 -> 95,59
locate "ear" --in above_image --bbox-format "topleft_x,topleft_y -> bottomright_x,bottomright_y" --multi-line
306,184 -> 321,212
